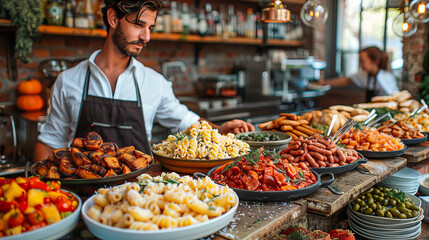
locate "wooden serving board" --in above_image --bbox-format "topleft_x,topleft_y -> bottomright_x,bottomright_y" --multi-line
403,141 -> 429,163
304,157 -> 407,217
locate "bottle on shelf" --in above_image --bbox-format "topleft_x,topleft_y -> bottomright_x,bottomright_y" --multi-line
154,9 -> 165,33
94,0 -> 105,29
74,0 -> 89,28
189,7 -> 198,35
246,8 -> 255,39
226,4 -> 237,38
163,3 -> 172,33
171,1 -> 182,33
212,9 -> 221,37
64,0 -> 74,28
84,0 -> 95,29
205,3 -> 214,36
181,2 -> 190,35
47,0 -> 64,26
197,8 -> 208,36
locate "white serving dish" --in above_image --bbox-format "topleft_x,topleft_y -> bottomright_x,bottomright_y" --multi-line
419,174 -> 429,196
82,193 -> 239,240
348,193 -> 422,224
2,192 -> 81,240
349,219 -> 421,240
420,196 -> 429,223
391,167 -> 421,180
347,207 -> 422,229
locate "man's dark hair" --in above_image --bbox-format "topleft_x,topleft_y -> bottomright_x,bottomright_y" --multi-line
102,0 -> 164,31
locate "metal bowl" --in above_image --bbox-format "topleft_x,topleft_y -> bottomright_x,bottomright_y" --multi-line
151,150 -> 239,174
235,131 -> 292,151
29,160 -> 153,197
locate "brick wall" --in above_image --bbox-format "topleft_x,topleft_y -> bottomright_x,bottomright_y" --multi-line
402,22 -> 429,96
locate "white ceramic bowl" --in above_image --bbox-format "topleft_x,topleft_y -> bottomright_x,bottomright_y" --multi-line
347,207 -> 422,229
349,219 -> 421,240
2,192 -> 81,240
419,174 -> 429,196
82,193 -> 239,240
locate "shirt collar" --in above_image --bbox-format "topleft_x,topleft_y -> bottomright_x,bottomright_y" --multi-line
88,50 -> 138,72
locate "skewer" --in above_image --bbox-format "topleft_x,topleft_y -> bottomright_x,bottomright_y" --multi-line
326,114 -> 338,137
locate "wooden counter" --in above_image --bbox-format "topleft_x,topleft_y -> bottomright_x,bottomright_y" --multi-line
304,157 -> 407,216
403,141 -> 429,163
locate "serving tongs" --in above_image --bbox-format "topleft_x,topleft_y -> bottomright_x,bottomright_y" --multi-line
326,114 -> 338,137
410,99 -> 429,118
366,112 -> 396,128
331,118 -> 358,144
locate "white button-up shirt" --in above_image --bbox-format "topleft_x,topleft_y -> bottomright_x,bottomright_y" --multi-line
350,69 -> 399,95
38,50 -> 200,149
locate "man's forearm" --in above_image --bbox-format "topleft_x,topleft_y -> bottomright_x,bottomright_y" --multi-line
33,141 -> 54,162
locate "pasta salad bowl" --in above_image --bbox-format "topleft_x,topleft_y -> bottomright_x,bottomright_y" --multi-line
151,150 -> 239,174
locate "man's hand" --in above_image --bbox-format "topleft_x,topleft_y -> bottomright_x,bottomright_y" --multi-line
218,119 -> 255,135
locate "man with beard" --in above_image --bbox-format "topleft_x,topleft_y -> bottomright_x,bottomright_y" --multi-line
33,0 -> 254,161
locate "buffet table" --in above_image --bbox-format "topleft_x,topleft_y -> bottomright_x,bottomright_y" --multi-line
63,156 -> 407,240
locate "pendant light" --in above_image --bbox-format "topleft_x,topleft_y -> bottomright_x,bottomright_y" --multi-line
392,1 -> 418,37
262,0 -> 291,23
300,0 -> 329,27
409,0 -> 429,22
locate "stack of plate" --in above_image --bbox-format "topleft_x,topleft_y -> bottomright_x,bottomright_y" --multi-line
378,168 -> 421,195
347,194 -> 424,240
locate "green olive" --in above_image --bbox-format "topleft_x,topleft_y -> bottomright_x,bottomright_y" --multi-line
385,211 -> 393,218
355,198 -> 362,204
377,196 -> 384,202
398,206 -> 408,213
397,202 -> 405,208
392,189 -> 399,194
376,210 -> 385,217
373,189 -> 380,195
360,195 -> 366,200
389,199 -> 397,207
369,203 -> 377,210
412,210 -> 419,217
353,203 -> 360,212
360,201 -> 367,207
372,194 -> 379,200
410,205 -> 420,211
367,197 -> 374,204
384,187 -> 391,192
364,208 -> 373,215
406,212 -> 413,218
388,208 -> 400,217
405,202 -> 412,208
382,199 -> 389,206
366,193 -> 372,199
366,188 -> 374,194
379,192 -> 385,197
399,213 -> 407,219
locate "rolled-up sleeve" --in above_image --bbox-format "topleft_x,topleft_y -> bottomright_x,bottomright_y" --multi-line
155,80 -> 199,131
38,73 -> 73,149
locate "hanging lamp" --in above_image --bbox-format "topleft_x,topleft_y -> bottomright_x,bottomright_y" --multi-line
262,0 -> 291,23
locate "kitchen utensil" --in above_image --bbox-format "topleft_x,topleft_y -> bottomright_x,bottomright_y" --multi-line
366,112 -> 395,128
326,114 -> 338,136
356,146 -> 407,158
29,160 -> 153,197
331,118 -> 358,144
235,131 -> 292,151
81,192 -> 239,240
355,165 -> 371,174
310,153 -> 367,175
326,184 -> 344,195
195,166 -> 334,201
151,150 -> 239,174
0,105 -> 17,167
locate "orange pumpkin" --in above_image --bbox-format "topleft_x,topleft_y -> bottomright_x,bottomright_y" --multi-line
17,79 -> 43,95
16,95 -> 44,111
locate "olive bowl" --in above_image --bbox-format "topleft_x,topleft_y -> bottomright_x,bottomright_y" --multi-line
235,131 -> 292,152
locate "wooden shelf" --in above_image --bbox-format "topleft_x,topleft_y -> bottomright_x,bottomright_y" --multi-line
37,25 -> 305,47
0,18 -> 12,27
236,0 -> 306,5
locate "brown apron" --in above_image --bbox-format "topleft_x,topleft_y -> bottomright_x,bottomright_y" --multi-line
74,68 -> 151,155
365,72 -> 379,102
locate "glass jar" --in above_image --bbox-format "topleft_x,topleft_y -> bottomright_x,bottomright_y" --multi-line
47,0 -> 64,26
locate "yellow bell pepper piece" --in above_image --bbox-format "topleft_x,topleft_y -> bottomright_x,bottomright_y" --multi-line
2,209 -> 16,223
41,203 -> 61,224
28,189 -> 45,207
4,181 -> 25,201
5,225 -> 22,236
47,191 -> 64,202
24,206 -> 36,215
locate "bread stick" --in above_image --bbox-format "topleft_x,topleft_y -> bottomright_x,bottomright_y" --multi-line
280,113 -> 299,120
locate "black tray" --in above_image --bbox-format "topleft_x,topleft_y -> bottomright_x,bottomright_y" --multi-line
310,153 -> 368,175
401,134 -> 427,145
28,160 -> 153,197
195,166 -> 334,202
356,146 -> 407,159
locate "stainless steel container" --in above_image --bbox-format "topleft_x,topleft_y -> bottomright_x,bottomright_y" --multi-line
0,105 -> 17,167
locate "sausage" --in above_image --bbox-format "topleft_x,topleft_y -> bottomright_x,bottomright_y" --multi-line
318,139 -> 331,148
288,156 -> 295,162
293,158 -> 300,163
305,153 -> 319,168
317,160 -> 327,167
327,155 -> 334,164
311,142 -> 327,149
330,147 -> 338,154
333,156 -> 340,163
301,143 -> 308,161
328,163 -> 340,167
339,161 -> 348,166
290,150 -> 304,156
337,149 -> 346,162
308,151 -> 324,161
346,156 -> 358,163
307,145 -> 332,155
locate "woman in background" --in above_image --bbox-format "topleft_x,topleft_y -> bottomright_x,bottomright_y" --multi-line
323,46 -> 399,102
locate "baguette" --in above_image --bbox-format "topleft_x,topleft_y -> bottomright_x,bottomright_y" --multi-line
371,95 -> 396,102
355,101 -> 398,110
339,111 -> 351,118
280,113 -> 299,120
352,114 -> 369,122
399,107 -> 410,113
399,99 -> 414,108
280,125 -> 293,131
279,119 -> 301,126
258,121 -> 274,130
329,105 -> 356,113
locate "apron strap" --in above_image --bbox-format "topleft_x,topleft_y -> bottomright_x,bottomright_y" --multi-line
133,71 -> 142,108
82,68 -> 91,101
